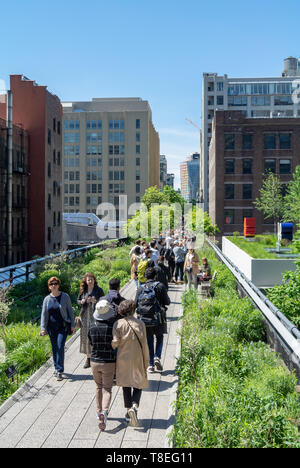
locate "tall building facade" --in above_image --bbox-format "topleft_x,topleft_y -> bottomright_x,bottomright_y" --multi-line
209,110 -> 300,235
180,153 -> 200,202
202,57 -> 300,211
0,75 -> 63,259
62,98 -> 160,217
0,117 -> 29,266
166,173 -> 175,188
160,155 -> 168,190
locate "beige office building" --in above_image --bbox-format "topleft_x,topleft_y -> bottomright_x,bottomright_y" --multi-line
62,98 -> 160,218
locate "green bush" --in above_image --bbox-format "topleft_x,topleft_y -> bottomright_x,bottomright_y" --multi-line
174,247 -> 300,448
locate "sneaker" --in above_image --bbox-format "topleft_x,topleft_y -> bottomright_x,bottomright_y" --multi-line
53,370 -> 58,376
98,410 -> 108,431
125,412 -> 130,424
147,366 -> 155,373
57,373 -> 63,381
128,406 -> 139,427
154,357 -> 163,371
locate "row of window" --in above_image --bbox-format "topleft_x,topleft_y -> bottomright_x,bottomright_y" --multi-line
227,82 -> 293,96
224,209 -> 278,226
64,144 -> 140,156
225,133 -> 292,150
64,118 -> 141,131
64,184 -> 80,194
225,158 -> 291,174
225,184 -> 253,200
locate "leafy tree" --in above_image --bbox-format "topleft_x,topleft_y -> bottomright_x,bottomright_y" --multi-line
253,173 -> 285,235
161,185 -> 185,208
283,165 -> 300,226
141,186 -> 166,210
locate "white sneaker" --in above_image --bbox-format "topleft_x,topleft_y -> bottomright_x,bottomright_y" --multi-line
98,410 -> 108,431
147,366 -> 155,373
128,406 -> 139,427
154,357 -> 163,371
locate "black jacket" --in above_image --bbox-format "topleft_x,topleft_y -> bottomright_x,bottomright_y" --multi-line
77,285 -> 104,312
156,262 -> 170,289
135,280 -> 170,335
104,289 -> 125,307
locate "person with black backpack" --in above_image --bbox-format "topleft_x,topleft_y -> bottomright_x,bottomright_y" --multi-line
135,267 -> 170,373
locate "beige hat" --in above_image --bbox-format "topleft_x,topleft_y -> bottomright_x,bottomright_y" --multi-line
93,299 -> 116,321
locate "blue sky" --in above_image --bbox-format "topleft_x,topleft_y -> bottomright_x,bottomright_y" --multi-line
1,0 -> 300,187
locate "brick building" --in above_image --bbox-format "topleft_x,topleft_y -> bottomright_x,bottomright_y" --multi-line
0,117 -> 29,266
0,75 -> 63,259
209,110 -> 300,235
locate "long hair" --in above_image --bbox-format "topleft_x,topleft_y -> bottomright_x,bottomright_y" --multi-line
80,273 -> 98,295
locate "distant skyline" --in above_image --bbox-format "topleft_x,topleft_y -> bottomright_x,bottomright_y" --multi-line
1,0 -> 300,188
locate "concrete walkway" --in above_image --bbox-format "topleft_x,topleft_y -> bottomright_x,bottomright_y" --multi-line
0,281 -> 184,448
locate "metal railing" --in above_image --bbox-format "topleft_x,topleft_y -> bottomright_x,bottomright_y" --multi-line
206,236 -> 300,380
0,240 -> 123,288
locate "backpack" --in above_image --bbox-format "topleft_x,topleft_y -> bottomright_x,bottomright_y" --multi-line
137,259 -> 150,283
137,282 -> 162,327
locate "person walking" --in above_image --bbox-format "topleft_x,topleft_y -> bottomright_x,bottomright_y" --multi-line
112,300 -> 149,427
184,248 -> 200,290
88,299 -> 119,431
149,240 -> 159,265
156,255 -> 170,290
137,249 -> 155,286
77,273 -> 104,369
130,246 -> 142,288
104,278 -> 126,307
135,267 -> 170,373
129,239 -> 142,258
40,276 -> 75,381
165,242 -> 175,282
173,241 -> 187,284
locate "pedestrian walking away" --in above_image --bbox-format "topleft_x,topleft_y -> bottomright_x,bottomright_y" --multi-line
88,299 -> 119,431
104,278 -> 126,307
77,273 -> 104,368
130,246 -> 142,289
112,300 -> 149,427
40,276 -> 75,381
173,241 -> 187,283
135,267 -> 170,373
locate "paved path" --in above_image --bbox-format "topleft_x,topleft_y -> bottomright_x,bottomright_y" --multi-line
0,281 -> 184,448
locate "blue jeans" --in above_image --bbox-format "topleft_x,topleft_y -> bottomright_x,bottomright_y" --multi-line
48,327 -> 68,373
147,333 -> 164,367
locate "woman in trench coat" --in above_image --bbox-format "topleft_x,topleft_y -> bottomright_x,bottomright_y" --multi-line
112,299 -> 149,427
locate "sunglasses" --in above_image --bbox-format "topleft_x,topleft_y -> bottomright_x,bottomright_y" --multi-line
49,282 -> 59,286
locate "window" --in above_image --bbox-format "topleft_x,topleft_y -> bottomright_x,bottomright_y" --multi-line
225,210 -> 234,225
279,133 -> 291,149
53,212 -> 56,226
243,184 -> 252,199
243,209 -> 253,220
53,118 -> 56,132
136,157 -> 140,166
264,159 -> 276,173
136,119 -> 140,129
48,194 -> 51,210
136,169 -> 140,180
243,159 -> 252,174
136,145 -> 141,154
228,96 -> 247,106
86,184 -> 90,193
76,171 -> 80,180
57,151 -> 61,165
48,162 -> 51,177
57,121 -> 61,135
136,183 -> 140,193
225,184 -> 234,199
242,134 -> 253,150
279,159 -> 291,174
225,159 -> 235,174
264,134 -> 276,150
76,184 -> 80,194
217,95 -> 224,106
69,184 -> 74,194
64,171 -> 68,180
274,96 -> 293,106
225,134 -> 235,150
251,96 -> 271,106
48,129 -> 51,145
48,227 -> 51,243
136,133 -> 140,142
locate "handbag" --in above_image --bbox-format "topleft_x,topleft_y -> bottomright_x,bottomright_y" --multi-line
64,320 -> 73,335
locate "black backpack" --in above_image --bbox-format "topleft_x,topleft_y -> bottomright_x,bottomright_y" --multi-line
137,282 -> 162,327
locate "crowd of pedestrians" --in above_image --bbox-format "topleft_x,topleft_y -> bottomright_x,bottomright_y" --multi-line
40,230 -> 211,431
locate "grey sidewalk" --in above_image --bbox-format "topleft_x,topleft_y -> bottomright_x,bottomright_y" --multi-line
0,281 -> 184,448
